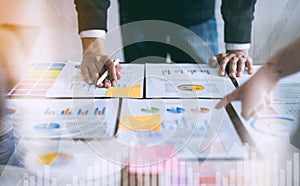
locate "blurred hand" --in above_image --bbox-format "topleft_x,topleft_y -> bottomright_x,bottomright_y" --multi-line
215,66 -> 278,121
209,49 -> 253,78
80,38 -> 122,88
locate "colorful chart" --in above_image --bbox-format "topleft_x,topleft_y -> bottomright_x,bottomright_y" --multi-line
43,107 -> 105,116
187,69 -> 210,75
161,68 -> 210,75
141,107 -> 160,113
37,152 -> 73,166
250,116 -> 295,136
9,63 -> 65,96
166,107 -> 185,114
191,107 -> 210,114
178,84 -> 205,92
34,122 -> 60,131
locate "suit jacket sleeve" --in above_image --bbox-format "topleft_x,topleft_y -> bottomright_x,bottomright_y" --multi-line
221,0 -> 256,44
74,0 -> 110,33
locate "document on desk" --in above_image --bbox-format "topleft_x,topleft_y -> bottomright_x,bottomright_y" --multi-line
235,67 -> 300,119
9,98 -> 119,138
231,71 -> 300,148
8,62 -> 67,97
145,63 -> 236,98
116,99 -> 244,160
8,62 -> 144,98
17,139 -> 122,184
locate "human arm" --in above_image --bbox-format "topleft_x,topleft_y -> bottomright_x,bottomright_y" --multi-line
215,37 -> 300,120
80,37 -> 121,88
74,0 -> 121,87
210,0 -> 256,78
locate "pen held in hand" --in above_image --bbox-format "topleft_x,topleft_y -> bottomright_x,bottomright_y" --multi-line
96,59 -> 120,86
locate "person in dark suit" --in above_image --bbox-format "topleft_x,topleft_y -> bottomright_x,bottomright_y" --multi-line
74,0 -> 256,87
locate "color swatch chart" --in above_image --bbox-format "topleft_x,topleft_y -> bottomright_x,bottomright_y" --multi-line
146,63 -> 236,98
9,98 -> 119,139
117,99 -> 243,160
8,62 -> 65,96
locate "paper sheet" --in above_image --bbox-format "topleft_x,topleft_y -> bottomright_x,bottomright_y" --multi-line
9,98 -> 119,138
232,65 -> 300,140
232,99 -> 300,137
235,65 -> 300,107
17,139 -> 123,184
9,62 -> 144,98
231,70 -> 300,160
234,67 -> 300,131
8,62 -> 66,96
116,98 -> 243,159
145,63 -> 236,98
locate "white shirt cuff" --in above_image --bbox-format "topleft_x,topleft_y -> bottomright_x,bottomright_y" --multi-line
79,30 -> 106,39
225,43 -> 250,50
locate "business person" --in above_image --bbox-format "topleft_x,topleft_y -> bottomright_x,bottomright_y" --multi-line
74,0 -> 257,87
119,1 -> 256,76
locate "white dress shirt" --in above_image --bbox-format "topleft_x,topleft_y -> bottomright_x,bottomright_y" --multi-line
80,30 -> 250,50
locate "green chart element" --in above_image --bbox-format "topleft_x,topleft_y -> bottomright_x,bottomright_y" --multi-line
141,107 -> 160,114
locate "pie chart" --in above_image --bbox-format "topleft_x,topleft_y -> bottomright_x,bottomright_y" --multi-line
250,116 -> 295,136
178,84 -> 205,92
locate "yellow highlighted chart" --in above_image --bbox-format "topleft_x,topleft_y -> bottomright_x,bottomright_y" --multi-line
119,114 -> 162,131
106,84 -> 141,98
